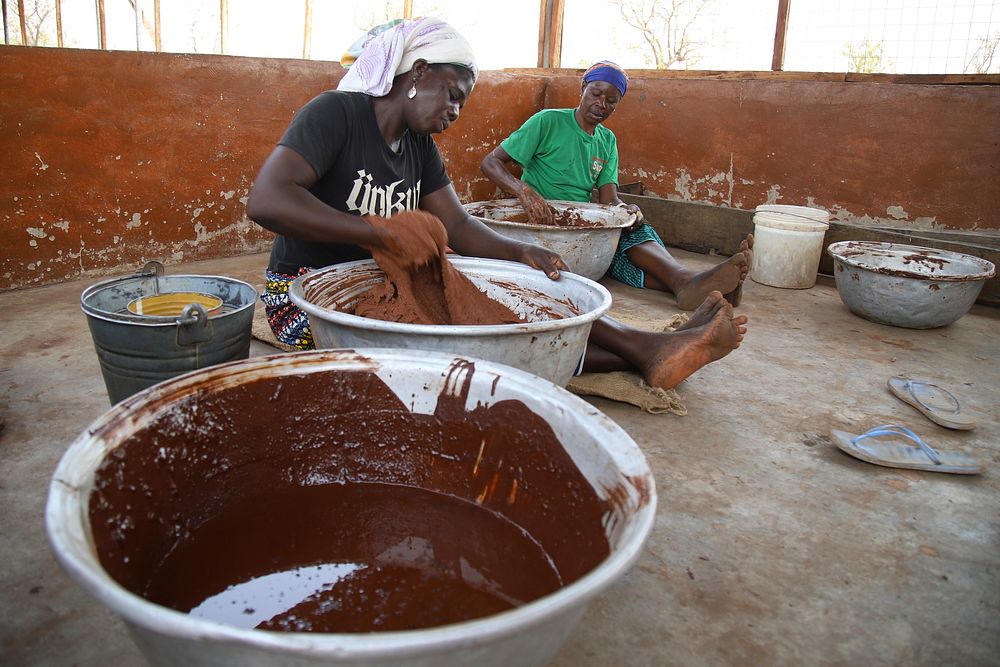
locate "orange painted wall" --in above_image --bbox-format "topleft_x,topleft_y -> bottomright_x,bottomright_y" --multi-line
2,47 -> 328,291
2,46 -> 998,292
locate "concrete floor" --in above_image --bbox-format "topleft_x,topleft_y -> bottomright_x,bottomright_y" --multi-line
1,249 -> 998,666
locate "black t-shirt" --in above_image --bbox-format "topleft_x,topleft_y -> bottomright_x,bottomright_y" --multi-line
267,91 -> 451,273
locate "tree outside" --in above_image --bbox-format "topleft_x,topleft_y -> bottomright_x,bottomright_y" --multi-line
4,0 -> 54,46
842,38 -> 894,74
609,0 -> 716,69
965,32 -> 999,73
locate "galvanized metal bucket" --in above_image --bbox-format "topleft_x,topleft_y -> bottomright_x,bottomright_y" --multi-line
81,261 -> 257,404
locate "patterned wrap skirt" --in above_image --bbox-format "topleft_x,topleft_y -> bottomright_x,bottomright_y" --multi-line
607,222 -> 666,288
262,268 -> 314,350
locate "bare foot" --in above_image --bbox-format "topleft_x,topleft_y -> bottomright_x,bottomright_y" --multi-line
673,235 -> 753,311
639,303 -> 748,390
723,234 -> 754,307
675,290 -> 725,331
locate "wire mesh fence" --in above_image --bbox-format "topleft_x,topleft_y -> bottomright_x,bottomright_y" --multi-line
3,0 -> 999,74
784,0 -> 999,73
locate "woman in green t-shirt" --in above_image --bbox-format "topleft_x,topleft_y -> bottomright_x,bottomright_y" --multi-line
481,61 -> 754,311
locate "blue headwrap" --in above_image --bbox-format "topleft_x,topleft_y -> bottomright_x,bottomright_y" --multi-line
582,61 -> 629,96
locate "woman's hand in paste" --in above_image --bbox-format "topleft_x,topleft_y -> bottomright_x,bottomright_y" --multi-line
518,185 -> 556,226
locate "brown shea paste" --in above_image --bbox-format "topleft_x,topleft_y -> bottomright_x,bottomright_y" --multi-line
466,203 -> 604,229
492,209 -> 597,228
88,359 -> 612,633
351,211 -> 526,325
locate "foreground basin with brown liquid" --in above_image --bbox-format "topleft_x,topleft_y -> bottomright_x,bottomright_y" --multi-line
47,349 -> 656,667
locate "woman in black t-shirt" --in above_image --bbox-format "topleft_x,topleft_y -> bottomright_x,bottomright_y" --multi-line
247,18 -> 565,349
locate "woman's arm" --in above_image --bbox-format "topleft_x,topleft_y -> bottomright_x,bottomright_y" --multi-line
481,146 -> 555,225
480,146 -> 528,198
246,146 -> 381,247
420,184 -> 567,280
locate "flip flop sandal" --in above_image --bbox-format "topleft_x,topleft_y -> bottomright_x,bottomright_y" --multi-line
887,376 -> 976,430
830,425 -> 984,475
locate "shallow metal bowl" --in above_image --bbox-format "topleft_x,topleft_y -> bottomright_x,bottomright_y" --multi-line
827,241 -> 995,329
464,200 -> 636,280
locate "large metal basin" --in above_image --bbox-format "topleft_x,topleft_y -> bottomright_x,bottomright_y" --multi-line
46,349 -> 657,667
828,241 -> 995,329
464,199 -> 636,280
289,257 -> 612,387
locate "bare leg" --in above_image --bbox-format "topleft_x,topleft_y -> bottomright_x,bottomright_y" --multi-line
627,234 -> 754,311
585,291 -> 727,367
584,297 -> 748,390
582,291 -> 726,370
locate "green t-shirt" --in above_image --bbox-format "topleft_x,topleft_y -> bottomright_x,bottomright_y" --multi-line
500,108 -> 619,202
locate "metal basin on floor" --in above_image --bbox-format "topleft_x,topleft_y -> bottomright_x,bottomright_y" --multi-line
828,241 -> 995,329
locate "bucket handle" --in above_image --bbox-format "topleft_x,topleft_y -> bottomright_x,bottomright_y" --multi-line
136,260 -> 165,296
754,210 -> 830,224
176,303 -> 214,346
138,260 -> 164,277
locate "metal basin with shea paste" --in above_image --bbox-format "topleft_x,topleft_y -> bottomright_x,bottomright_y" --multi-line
828,241 -> 995,329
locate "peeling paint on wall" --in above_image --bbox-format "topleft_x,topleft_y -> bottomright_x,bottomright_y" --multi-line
674,170 -> 693,201
668,167 -> 738,205
827,206 -> 941,230
886,205 -> 908,220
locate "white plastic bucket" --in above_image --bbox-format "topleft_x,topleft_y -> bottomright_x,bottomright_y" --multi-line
750,206 -> 830,289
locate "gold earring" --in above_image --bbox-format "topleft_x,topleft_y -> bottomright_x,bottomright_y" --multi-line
407,78 -> 417,99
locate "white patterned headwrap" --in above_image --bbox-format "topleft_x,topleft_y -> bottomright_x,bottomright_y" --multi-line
337,17 -> 478,97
